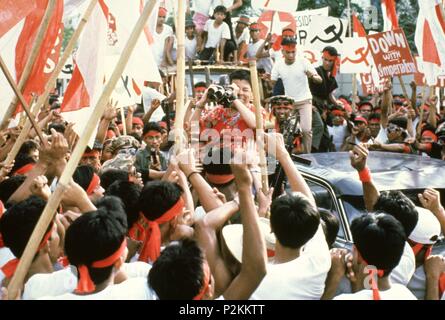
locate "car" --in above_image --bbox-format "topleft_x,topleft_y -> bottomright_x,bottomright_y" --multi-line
290,151 -> 445,252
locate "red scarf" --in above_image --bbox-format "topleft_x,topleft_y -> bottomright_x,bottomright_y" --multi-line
138,197 -> 185,263
358,250 -> 385,300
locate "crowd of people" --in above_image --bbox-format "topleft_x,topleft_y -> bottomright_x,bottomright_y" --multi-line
0,2 -> 445,301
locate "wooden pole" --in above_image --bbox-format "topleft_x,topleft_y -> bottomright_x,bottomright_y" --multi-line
3,0 -> 99,161
188,59 -> 196,98
416,85 -> 428,137
174,0 -> 187,153
346,0 -> 358,110
249,60 -> 269,193
6,0 -> 158,299
0,0 -> 57,130
0,56 -> 47,145
398,75 -> 409,100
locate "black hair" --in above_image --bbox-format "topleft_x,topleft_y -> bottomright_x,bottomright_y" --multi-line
138,181 -> 183,221
148,239 -> 205,300
281,37 -> 297,46
202,147 -> 233,184
213,5 -> 227,14
64,196 -> 127,286
100,169 -> 129,190
0,196 -> 52,258
48,122 -> 66,134
142,122 -> 163,137
49,95 -> 59,106
128,131 -> 142,143
374,191 -> 418,237
73,165 -> 95,192
0,175 -> 26,206
389,117 -> 408,130
17,140 -> 39,158
368,113 -> 381,122
229,69 -> 251,84
194,81 -> 207,88
11,154 -> 36,175
106,180 -> 141,228
322,46 -> 339,56
319,208 -> 340,249
351,213 -> 406,276
270,194 -> 320,248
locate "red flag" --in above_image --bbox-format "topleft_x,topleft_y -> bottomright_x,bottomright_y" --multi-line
381,0 -> 399,31
352,13 -> 367,37
257,11 -> 296,40
14,0 -> 64,114
0,0 -> 37,38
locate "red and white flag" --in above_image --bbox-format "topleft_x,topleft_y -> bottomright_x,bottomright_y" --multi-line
415,0 -> 445,85
352,12 -> 366,37
381,0 -> 399,31
0,0 -> 37,38
251,0 -> 299,13
0,0 -> 64,121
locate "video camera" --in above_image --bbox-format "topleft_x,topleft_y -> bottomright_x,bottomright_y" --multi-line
207,85 -> 236,108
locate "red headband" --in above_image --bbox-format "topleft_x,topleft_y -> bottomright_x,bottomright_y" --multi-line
354,116 -> 368,125
132,117 -> 144,126
75,238 -> 128,294
357,250 -> 384,300
14,163 -> 35,176
193,261 -> 211,300
82,150 -> 100,158
158,7 -> 167,17
322,51 -> 340,77
159,121 -> 167,129
409,240 -> 433,263
144,130 -> 161,138
369,118 -> 380,124
138,197 -> 185,263
206,173 -> 235,185
282,44 -> 296,52
1,224 -> 54,279
282,29 -> 295,37
194,86 -> 207,91
331,110 -> 344,117
86,174 -> 101,195
422,130 -> 438,142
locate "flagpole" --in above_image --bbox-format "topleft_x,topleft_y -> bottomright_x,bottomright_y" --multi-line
0,0 -> 57,130
6,0 -> 159,300
0,56 -> 47,146
174,0 -> 187,153
249,60 -> 269,197
2,0 -> 99,168
347,0 -> 358,111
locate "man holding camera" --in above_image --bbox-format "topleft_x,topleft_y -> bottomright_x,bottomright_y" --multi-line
192,69 -> 258,144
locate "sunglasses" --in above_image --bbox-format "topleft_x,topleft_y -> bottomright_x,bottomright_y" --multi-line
387,125 -> 401,133
273,101 -> 291,106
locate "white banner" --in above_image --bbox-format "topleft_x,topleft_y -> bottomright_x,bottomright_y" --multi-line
340,37 -> 374,74
305,16 -> 348,51
293,7 -> 329,45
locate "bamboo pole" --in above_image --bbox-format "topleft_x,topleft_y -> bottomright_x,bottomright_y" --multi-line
0,56 -> 47,145
174,0 -> 187,153
416,85 -> 428,137
398,75 -> 409,100
0,0 -> 57,130
3,0 -> 99,163
249,60 -> 269,194
6,0 -> 158,299
346,0 -> 358,110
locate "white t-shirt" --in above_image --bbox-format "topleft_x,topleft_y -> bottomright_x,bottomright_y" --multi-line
270,49 -> 283,63
152,24 -> 174,66
194,0 -> 213,16
235,28 -> 250,47
374,125 -> 388,143
334,284 -> 417,300
185,36 -> 197,61
390,242 -> 416,286
23,262 -> 152,300
41,277 -> 156,300
250,225 -> 331,300
328,123 -> 348,151
247,40 -> 273,73
204,20 -> 231,48
271,57 -> 317,103
407,266 -> 426,300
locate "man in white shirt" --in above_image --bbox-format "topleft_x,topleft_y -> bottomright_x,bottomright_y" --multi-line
246,23 -> 273,73
184,20 -> 197,62
152,7 -> 174,67
327,213 -> 417,300
250,134 -> 331,300
198,5 -> 231,63
234,16 -> 250,65
267,38 -> 322,153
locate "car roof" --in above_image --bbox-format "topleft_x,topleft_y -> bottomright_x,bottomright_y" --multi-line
294,152 -> 445,196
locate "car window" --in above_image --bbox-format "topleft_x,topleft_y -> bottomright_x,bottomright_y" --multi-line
341,196 -> 367,226
306,180 -> 345,240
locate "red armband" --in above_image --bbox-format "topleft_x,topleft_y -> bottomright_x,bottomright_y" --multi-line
358,167 -> 372,183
